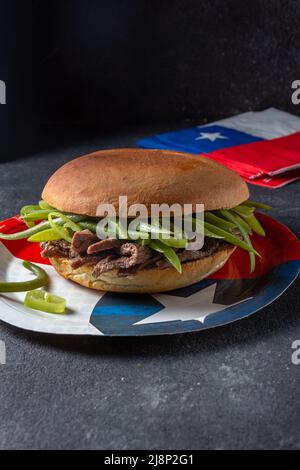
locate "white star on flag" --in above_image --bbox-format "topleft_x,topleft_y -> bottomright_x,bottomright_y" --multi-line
134,283 -> 251,326
195,131 -> 228,142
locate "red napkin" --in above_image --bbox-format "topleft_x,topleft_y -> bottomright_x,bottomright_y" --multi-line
208,131 -> 300,188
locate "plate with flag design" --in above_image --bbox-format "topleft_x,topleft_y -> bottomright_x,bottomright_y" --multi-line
0,213 -> 299,336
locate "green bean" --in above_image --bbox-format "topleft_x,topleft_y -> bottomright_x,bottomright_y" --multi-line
0,214 -> 85,241
49,212 -> 82,232
198,222 -> 222,238
243,200 -> 274,211
23,210 -> 52,221
233,207 -> 266,236
170,221 -> 186,240
219,210 -> 257,272
158,237 -> 188,249
191,218 -> 224,239
0,220 -> 52,240
204,221 -> 260,256
0,261 -> 48,292
137,221 -> 173,236
205,212 -> 237,231
116,219 -> 129,239
24,220 -> 35,229
148,240 -> 182,273
128,219 -> 175,240
78,221 -> 98,232
39,200 -> 53,210
230,211 -> 252,234
128,229 -> 150,240
28,229 -> 61,242
48,213 -> 73,243
232,204 -> 254,217
63,214 -> 86,223
149,219 -> 187,247
247,215 -> 266,236
204,226 -> 224,239
20,205 -> 40,216
101,219 -> 128,239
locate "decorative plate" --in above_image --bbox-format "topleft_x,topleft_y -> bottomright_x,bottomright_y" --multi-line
0,214 -> 299,336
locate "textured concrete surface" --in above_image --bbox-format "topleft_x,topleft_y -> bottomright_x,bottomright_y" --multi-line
0,124 -> 299,450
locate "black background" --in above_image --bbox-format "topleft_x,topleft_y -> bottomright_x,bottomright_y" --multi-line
1,0 -> 300,159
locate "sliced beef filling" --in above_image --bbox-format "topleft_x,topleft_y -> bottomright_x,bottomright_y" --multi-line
155,238 -> 226,268
71,229 -> 98,255
87,238 -> 122,254
40,240 -> 70,258
118,253 -> 163,277
92,243 -> 152,277
41,231 -> 229,277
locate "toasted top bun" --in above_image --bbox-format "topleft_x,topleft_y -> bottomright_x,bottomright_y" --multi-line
42,148 -> 249,216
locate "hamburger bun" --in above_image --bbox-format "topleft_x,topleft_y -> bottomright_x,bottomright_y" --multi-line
49,244 -> 235,293
42,148 -> 249,216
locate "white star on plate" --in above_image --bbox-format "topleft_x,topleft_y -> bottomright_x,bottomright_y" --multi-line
195,132 -> 228,142
134,283 -> 251,326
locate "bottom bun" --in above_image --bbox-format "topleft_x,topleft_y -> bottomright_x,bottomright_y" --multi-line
50,245 -> 235,293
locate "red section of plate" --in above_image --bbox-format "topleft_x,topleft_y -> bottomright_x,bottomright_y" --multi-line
211,213 -> 300,279
0,216 -> 50,265
0,213 -> 299,278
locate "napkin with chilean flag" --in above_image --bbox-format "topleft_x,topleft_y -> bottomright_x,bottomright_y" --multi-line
138,108 -> 300,188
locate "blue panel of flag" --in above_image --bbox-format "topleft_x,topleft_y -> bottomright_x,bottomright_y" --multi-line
138,124 -> 264,154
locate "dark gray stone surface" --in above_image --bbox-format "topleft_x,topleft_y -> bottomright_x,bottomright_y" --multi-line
0,123 -> 299,450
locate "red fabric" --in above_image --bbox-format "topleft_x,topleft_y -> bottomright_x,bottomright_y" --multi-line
204,154 -> 300,188
204,131 -> 300,187
209,131 -> 300,176
243,170 -> 300,188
